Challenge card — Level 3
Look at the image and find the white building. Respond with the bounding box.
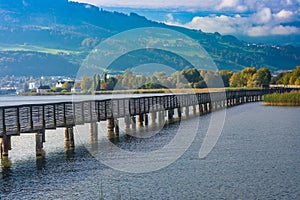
[29,82,36,90]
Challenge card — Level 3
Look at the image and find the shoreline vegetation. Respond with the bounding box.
[19,87,262,96]
[17,66,299,96]
[264,91,300,106]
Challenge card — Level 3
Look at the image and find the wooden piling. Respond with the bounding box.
[144,114,149,126]
[35,132,43,156]
[41,130,46,144]
[168,109,174,122]
[7,135,11,150]
[207,103,212,113]
[199,104,203,116]
[150,112,156,124]
[177,107,182,119]
[203,104,207,114]
[1,135,9,157]
[64,127,70,142]
[138,114,144,127]
[107,118,115,132]
[124,115,131,131]
[185,106,189,117]
[90,122,98,141]
[131,116,136,130]
[115,119,119,136]
[192,105,196,115]
[69,127,75,148]
[158,111,164,124]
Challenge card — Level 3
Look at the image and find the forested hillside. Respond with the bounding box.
[0,0,299,76]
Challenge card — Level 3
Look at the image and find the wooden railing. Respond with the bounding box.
[0,88,297,137]
[0,88,298,157]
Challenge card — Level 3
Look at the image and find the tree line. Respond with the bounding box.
[76,66,300,93]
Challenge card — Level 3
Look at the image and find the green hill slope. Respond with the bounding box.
[0,0,299,76]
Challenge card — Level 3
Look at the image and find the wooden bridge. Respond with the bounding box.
[0,88,296,158]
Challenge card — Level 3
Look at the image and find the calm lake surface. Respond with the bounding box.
[0,101,299,199]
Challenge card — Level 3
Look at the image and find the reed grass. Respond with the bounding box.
[264,91,300,106]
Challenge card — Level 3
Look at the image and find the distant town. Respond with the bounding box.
[0,75,76,95]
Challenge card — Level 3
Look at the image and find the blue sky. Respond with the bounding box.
[71,0,300,43]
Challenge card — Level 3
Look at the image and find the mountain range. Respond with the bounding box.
[0,0,299,76]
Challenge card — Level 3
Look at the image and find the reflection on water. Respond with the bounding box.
[0,103,300,199]
[1,157,12,180]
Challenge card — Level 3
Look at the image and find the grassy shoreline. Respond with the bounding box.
[264,91,300,106]
[19,87,263,96]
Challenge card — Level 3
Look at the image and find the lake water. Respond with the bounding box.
[0,102,299,199]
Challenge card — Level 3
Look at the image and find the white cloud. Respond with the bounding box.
[167,7,300,37]
[216,0,240,10]
[179,15,246,35]
[275,9,294,20]
[271,25,300,35]
[72,0,300,37]
[236,5,248,12]
[246,26,270,36]
[72,0,300,13]
[252,7,272,24]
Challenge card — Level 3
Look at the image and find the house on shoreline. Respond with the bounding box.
[37,85,51,93]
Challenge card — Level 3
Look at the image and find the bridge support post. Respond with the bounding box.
[36,131,43,157]
[168,109,174,123]
[238,97,242,104]
[138,114,144,127]
[150,112,156,124]
[227,99,231,107]
[158,111,164,124]
[258,95,262,101]
[1,135,9,158]
[218,101,221,109]
[124,115,131,131]
[216,102,220,110]
[243,97,246,103]
[192,105,196,115]
[203,103,207,114]
[199,104,203,116]
[208,103,212,113]
[7,135,11,151]
[144,114,149,126]
[90,122,98,141]
[115,119,119,137]
[41,130,46,144]
[107,118,115,138]
[131,116,136,130]
[64,128,70,142]
[241,97,244,104]
[185,106,189,118]
[221,100,225,108]
[178,107,182,119]
[69,127,75,148]
[210,102,214,111]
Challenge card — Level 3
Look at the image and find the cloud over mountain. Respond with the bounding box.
[73,0,300,37]
[166,7,300,37]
